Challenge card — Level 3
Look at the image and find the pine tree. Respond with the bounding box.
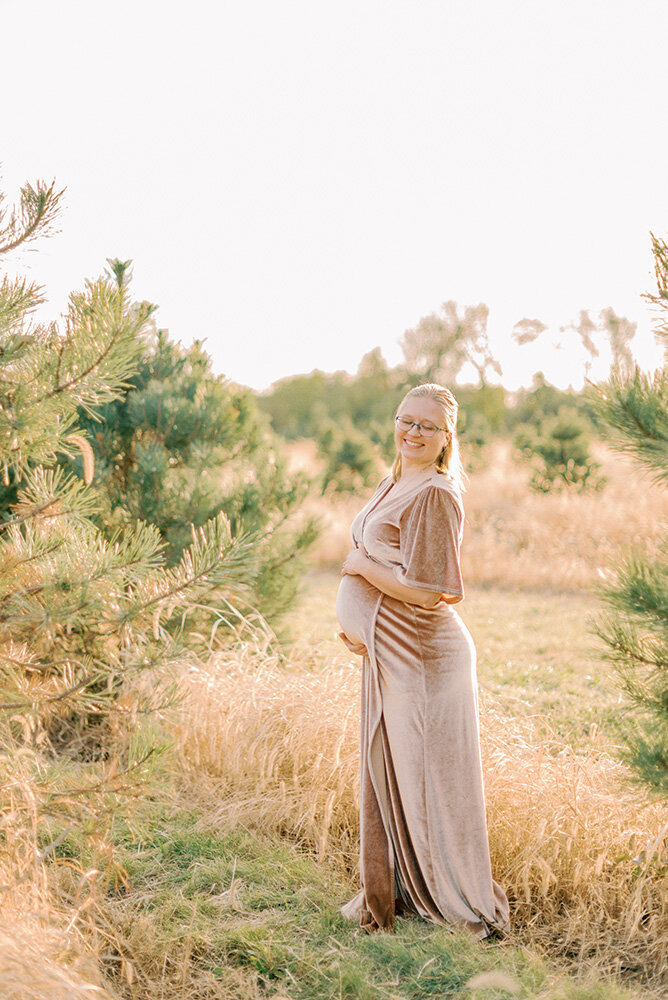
[514,405,605,494]
[63,317,319,623]
[593,233,668,794]
[317,417,380,495]
[0,179,257,755]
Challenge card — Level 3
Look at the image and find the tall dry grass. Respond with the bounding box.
[0,744,120,1000]
[301,441,668,591]
[178,639,361,864]
[0,725,165,1000]
[175,638,667,987]
[0,920,115,1000]
[461,441,667,591]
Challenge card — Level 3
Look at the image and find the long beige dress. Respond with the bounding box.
[336,470,509,937]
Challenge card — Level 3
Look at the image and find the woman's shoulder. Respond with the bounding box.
[396,477,464,544]
[399,474,464,527]
[391,470,461,511]
[420,471,463,507]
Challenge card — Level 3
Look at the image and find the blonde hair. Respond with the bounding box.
[391,383,465,490]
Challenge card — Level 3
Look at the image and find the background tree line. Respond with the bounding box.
[255,301,630,496]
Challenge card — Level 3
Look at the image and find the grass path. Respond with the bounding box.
[101,806,639,1000]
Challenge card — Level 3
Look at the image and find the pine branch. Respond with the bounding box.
[616,715,668,796]
[0,276,46,331]
[590,368,668,484]
[42,321,126,402]
[597,551,668,625]
[0,649,89,676]
[645,233,668,309]
[0,180,65,256]
[591,233,668,795]
[35,283,150,408]
[0,672,101,710]
[6,465,101,526]
[44,748,157,800]
[129,514,255,620]
[0,497,62,531]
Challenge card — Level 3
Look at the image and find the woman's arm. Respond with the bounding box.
[341,548,448,609]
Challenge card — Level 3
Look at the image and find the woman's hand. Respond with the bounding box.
[341,548,369,577]
[338,631,368,656]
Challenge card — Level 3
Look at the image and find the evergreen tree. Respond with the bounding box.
[317,417,380,495]
[0,179,257,755]
[66,315,318,622]
[593,232,668,794]
[514,405,605,494]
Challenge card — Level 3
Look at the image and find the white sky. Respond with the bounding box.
[3,0,667,391]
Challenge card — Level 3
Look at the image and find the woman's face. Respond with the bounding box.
[395,396,448,473]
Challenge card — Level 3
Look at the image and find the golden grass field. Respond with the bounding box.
[1,441,667,999]
[176,622,667,988]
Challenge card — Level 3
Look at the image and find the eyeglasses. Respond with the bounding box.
[395,415,446,438]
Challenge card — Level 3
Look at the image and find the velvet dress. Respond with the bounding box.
[336,470,509,937]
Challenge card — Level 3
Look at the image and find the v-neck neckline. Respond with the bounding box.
[357,478,393,535]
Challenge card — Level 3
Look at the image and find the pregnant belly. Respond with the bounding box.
[336,574,381,647]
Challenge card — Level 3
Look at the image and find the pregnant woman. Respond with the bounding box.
[337,382,509,938]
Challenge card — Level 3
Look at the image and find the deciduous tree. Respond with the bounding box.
[401,300,502,387]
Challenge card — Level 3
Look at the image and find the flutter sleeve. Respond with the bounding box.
[393,485,464,603]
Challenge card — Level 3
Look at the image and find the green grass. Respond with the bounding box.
[102,809,640,1000]
[458,587,624,748]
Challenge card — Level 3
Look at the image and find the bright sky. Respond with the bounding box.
[3,0,667,391]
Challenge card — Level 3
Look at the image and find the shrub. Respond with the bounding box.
[317,419,380,495]
[515,406,606,493]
